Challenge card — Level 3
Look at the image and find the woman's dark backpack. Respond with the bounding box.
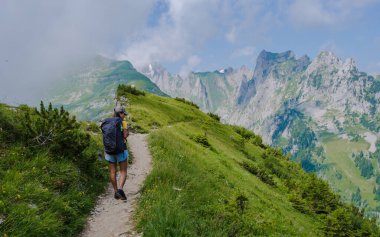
[101,117,124,155]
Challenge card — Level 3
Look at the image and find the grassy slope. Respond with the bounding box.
[321,135,376,205]
[317,108,380,211]
[123,93,327,236]
[0,104,108,236]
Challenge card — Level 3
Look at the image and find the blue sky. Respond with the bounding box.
[1,0,380,103]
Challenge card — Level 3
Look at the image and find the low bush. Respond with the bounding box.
[117,84,145,96]
[323,206,379,236]
[22,102,96,174]
[207,112,220,121]
[0,102,107,236]
[232,125,264,147]
[241,161,275,186]
[191,134,211,148]
[174,97,199,109]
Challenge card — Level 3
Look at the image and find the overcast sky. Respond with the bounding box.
[1,0,380,104]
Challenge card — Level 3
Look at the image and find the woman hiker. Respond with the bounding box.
[102,105,129,200]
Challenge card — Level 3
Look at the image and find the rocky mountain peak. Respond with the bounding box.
[257,50,295,62]
[343,58,357,73]
[315,51,341,65]
[306,51,358,77]
[235,50,304,106]
[298,55,310,65]
[294,55,311,72]
[253,50,296,81]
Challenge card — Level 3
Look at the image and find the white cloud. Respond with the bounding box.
[0,0,270,104]
[119,0,268,70]
[118,26,189,69]
[223,0,273,44]
[286,0,377,28]
[119,0,220,69]
[2,0,376,105]
[286,0,337,27]
[0,0,155,104]
[179,55,201,77]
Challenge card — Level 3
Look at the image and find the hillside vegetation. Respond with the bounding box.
[117,85,380,236]
[0,102,107,236]
[144,51,380,217]
[1,83,378,236]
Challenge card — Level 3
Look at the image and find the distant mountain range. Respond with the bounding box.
[49,50,380,218]
[140,50,380,217]
[48,55,166,120]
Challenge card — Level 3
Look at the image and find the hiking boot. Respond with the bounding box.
[117,189,127,200]
[114,191,122,200]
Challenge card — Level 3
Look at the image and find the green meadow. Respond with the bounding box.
[320,135,378,207]
[118,85,379,236]
[1,85,379,236]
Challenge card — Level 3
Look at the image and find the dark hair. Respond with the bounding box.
[114,111,122,118]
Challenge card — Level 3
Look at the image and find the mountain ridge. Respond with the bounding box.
[138,50,380,219]
[48,55,167,121]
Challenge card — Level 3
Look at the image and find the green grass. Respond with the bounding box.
[137,125,321,236]
[320,136,377,206]
[118,90,379,236]
[125,93,205,133]
[0,104,108,236]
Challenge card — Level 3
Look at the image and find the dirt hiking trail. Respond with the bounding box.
[80,133,152,237]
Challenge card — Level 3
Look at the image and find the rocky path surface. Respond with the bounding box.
[80,133,152,237]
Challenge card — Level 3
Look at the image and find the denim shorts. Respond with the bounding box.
[105,150,128,163]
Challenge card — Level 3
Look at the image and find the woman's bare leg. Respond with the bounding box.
[118,160,128,189]
[109,162,118,192]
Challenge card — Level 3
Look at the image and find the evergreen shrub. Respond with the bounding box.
[174,97,199,109]
[232,125,264,147]
[0,102,107,236]
[207,112,220,121]
[117,84,145,96]
[191,134,211,148]
[241,161,275,186]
